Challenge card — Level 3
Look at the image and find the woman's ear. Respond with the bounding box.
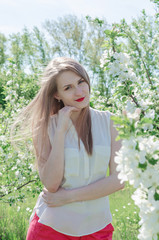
[54,93,60,101]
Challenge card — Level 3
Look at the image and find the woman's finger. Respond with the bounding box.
[42,188,48,193]
[41,191,48,200]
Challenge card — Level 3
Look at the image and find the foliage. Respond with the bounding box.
[0,15,109,204]
[97,10,159,240]
[0,6,159,240]
[0,59,43,205]
[0,185,139,240]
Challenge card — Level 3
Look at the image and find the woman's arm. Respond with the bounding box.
[68,118,124,202]
[34,106,80,193]
[34,126,65,193]
[42,117,125,206]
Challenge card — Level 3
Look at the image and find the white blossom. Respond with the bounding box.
[1,186,8,194]
[127,108,141,122]
[5,95,12,101]
[113,52,130,64]
[15,170,20,176]
[0,135,6,141]
[100,49,114,67]
[144,109,155,119]
[6,80,13,85]
[17,206,21,212]
[115,135,159,239]
[125,100,136,113]
[139,98,154,110]
[12,166,17,171]
[100,49,159,239]
[26,207,32,213]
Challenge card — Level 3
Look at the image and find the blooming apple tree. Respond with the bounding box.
[0,59,43,205]
[0,6,158,240]
[98,11,159,240]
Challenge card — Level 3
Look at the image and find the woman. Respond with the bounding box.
[20,57,124,240]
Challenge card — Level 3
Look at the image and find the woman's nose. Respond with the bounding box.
[74,86,82,96]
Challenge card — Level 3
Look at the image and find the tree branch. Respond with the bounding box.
[0,179,37,198]
[123,29,153,87]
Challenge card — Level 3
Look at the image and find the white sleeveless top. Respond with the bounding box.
[29,107,112,237]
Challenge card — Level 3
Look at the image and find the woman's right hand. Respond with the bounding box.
[56,106,80,132]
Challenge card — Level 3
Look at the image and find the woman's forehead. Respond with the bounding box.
[57,71,82,86]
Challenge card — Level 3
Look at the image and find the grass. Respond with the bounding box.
[0,195,36,240]
[0,183,140,240]
[0,203,28,240]
[110,184,140,239]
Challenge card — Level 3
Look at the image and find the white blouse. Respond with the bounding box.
[29,107,112,237]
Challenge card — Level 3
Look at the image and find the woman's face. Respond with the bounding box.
[54,71,90,109]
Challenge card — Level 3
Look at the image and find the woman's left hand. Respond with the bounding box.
[41,187,71,207]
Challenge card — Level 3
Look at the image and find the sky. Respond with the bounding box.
[0,0,156,36]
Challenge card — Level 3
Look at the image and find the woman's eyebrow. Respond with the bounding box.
[63,77,83,88]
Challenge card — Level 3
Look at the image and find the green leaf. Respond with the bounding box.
[147,157,158,165]
[121,96,127,102]
[140,118,153,124]
[104,30,111,36]
[154,191,159,201]
[135,142,140,151]
[138,162,147,170]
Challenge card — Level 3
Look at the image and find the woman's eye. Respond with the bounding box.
[79,79,84,84]
[65,86,71,90]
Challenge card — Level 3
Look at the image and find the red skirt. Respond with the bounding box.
[26,212,114,240]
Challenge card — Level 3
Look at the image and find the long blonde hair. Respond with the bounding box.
[12,57,93,162]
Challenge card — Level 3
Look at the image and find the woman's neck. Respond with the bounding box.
[70,106,90,127]
[70,110,81,125]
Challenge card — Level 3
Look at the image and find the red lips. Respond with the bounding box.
[75,97,85,102]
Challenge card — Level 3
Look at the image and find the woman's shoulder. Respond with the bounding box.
[50,113,58,119]
[90,107,113,119]
[49,113,58,123]
[48,113,58,129]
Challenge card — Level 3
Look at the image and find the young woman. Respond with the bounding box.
[17,57,124,240]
